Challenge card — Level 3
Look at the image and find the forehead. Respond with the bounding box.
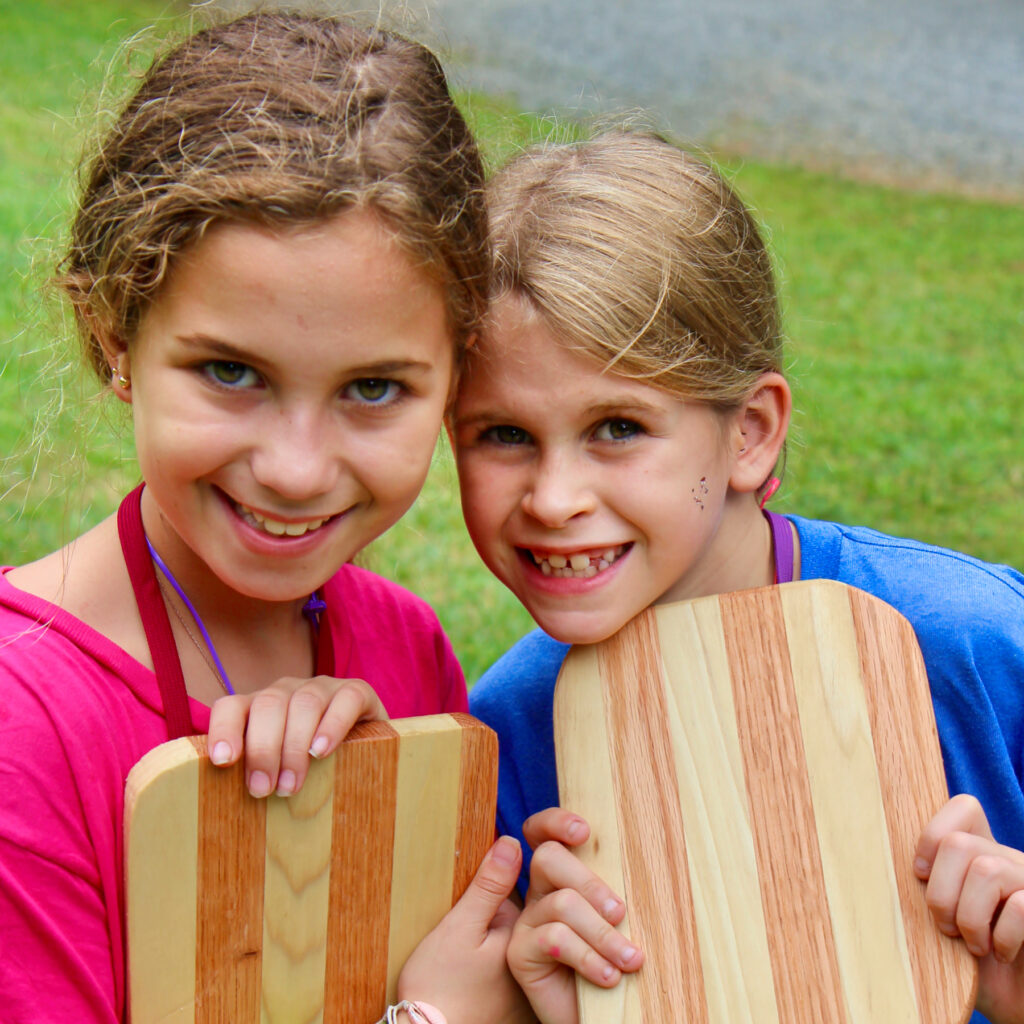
[457,293,674,416]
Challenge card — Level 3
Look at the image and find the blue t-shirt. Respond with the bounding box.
[470,517,1024,1024]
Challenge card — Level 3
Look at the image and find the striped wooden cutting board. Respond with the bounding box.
[125,712,497,1024]
[554,579,977,1023]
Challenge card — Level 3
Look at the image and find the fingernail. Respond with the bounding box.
[276,770,296,796]
[210,741,232,766]
[600,964,616,982]
[248,771,272,798]
[620,945,640,966]
[967,942,987,958]
[492,835,521,865]
[602,897,622,918]
[913,857,929,875]
[309,735,330,758]
[567,818,586,841]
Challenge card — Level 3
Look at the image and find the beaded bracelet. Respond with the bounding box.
[376,1000,448,1024]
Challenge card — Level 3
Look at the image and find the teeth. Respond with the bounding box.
[236,502,329,538]
[530,545,627,579]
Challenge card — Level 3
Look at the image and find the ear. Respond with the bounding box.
[727,372,791,493]
[91,317,133,404]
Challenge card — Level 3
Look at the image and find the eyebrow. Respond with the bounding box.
[175,334,436,375]
[452,397,666,430]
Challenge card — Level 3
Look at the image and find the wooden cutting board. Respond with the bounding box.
[125,712,496,1024]
[554,579,977,1024]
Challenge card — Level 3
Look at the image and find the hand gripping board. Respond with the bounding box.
[125,712,497,1024]
[553,580,977,1024]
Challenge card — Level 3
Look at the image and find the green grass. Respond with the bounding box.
[2,3,1022,683]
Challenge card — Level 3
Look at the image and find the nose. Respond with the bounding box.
[520,450,597,528]
[250,406,340,501]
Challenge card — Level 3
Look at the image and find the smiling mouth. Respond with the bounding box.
[526,544,630,579]
[234,501,335,538]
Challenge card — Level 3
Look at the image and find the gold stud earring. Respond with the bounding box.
[112,368,130,389]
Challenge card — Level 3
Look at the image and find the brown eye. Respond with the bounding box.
[595,419,642,441]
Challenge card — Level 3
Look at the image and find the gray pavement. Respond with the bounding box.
[227,0,1024,200]
[417,0,1024,199]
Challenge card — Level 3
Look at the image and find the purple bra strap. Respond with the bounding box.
[763,509,795,585]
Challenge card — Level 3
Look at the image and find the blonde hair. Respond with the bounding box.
[58,12,489,382]
[487,131,782,407]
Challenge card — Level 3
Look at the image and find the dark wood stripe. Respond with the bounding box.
[720,587,849,1023]
[194,746,267,1023]
[323,720,400,1022]
[601,609,708,1022]
[849,589,978,1021]
[449,713,499,902]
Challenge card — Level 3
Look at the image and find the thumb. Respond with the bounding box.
[450,835,522,933]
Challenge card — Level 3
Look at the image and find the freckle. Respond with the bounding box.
[296,313,308,330]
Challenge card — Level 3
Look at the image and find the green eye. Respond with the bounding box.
[205,361,259,388]
[347,378,400,404]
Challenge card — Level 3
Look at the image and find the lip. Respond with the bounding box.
[515,542,632,593]
[216,488,349,555]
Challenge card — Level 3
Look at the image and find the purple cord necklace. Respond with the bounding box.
[145,539,328,699]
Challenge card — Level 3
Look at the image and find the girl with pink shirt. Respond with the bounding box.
[0,12,525,1024]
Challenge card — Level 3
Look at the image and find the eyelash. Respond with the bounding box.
[592,418,644,441]
[479,418,646,447]
[481,424,533,446]
[200,363,404,407]
[202,361,261,389]
[344,378,404,406]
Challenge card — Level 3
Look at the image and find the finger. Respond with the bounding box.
[957,854,1020,956]
[916,794,992,877]
[307,678,387,760]
[240,686,293,798]
[206,693,255,768]
[527,840,625,924]
[993,889,1024,964]
[519,888,643,979]
[926,830,981,937]
[444,836,522,934]
[274,682,337,796]
[524,808,590,851]
[512,919,622,989]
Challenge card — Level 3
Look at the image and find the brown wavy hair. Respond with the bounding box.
[58,12,489,382]
[486,130,782,408]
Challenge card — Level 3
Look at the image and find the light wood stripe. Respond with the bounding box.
[125,736,201,1024]
[195,748,267,1024]
[781,583,918,1021]
[601,611,708,1022]
[656,600,779,1024]
[260,756,335,1023]
[386,716,464,1003]
[849,590,979,1022]
[720,587,848,1023]
[450,712,499,901]
[323,720,399,1022]
[555,645,638,1024]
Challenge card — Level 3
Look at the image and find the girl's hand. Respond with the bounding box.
[397,836,533,1024]
[508,809,643,1024]
[916,793,1024,1024]
[206,677,386,798]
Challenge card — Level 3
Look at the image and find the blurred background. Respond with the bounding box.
[2,0,1021,681]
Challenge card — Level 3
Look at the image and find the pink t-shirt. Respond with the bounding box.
[0,564,467,1023]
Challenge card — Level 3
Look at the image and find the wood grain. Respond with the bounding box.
[554,579,977,1024]
[125,714,497,1024]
